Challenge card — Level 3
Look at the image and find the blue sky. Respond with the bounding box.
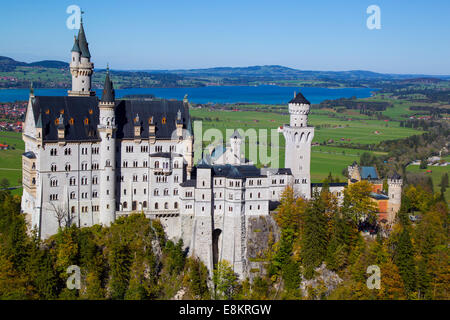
[1,0,449,74]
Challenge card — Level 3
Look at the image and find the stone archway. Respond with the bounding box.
[212,229,222,267]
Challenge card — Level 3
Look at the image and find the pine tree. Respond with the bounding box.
[394,228,416,295]
[301,191,329,279]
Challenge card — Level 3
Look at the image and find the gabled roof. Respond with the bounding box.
[360,166,379,180]
[115,98,191,140]
[31,96,99,142]
[289,91,310,105]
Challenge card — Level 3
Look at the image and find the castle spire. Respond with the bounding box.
[77,15,91,58]
[101,67,115,103]
[71,35,80,53]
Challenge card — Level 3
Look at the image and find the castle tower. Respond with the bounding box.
[230,130,242,165]
[192,164,214,272]
[283,91,314,199]
[387,172,403,224]
[97,68,116,225]
[68,16,95,97]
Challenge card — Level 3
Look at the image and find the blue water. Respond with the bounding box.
[0,85,375,104]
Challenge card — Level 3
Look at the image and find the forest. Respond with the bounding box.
[0,176,447,300]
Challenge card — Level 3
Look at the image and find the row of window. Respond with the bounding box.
[49,145,181,158]
[121,201,179,210]
[51,161,110,172]
[52,147,99,156]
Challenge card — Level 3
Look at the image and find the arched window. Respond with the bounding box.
[174,202,178,209]
[123,202,127,209]
[155,161,159,168]
[164,202,169,209]
[143,201,147,208]
[162,117,166,124]
[155,202,159,210]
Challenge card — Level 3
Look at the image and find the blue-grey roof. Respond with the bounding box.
[370,192,389,200]
[31,95,191,142]
[360,166,379,180]
[22,151,36,159]
[311,182,348,188]
[71,36,81,53]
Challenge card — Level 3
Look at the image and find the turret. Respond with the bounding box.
[282,91,314,199]
[98,68,116,226]
[68,15,95,97]
[230,130,242,165]
[288,91,310,128]
[387,172,403,224]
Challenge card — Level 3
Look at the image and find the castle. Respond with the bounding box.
[20,19,402,278]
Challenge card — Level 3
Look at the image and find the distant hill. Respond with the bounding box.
[1,55,449,89]
[0,56,68,71]
[146,65,450,81]
[28,60,68,69]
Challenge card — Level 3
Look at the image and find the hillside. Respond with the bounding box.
[1,56,450,89]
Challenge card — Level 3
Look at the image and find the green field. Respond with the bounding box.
[0,101,426,194]
[0,131,24,195]
[406,164,450,202]
[190,106,422,181]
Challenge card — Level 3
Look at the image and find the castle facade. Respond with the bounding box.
[21,20,401,278]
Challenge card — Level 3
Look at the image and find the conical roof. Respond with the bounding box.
[101,68,115,103]
[71,36,81,53]
[77,21,91,58]
[289,91,310,105]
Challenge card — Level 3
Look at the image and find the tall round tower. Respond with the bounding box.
[282,91,315,199]
[98,68,116,225]
[68,16,95,97]
[387,172,403,224]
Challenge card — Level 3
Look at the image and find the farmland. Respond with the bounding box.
[190,104,423,181]
[0,98,435,196]
[0,131,23,195]
[406,164,450,202]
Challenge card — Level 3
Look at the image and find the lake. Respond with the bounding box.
[0,85,375,104]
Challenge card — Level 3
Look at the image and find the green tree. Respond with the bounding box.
[301,191,329,279]
[213,260,240,300]
[394,228,416,295]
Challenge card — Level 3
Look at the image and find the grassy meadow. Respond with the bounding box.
[190,105,423,181]
[0,131,24,195]
[0,101,429,196]
[406,164,450,202]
